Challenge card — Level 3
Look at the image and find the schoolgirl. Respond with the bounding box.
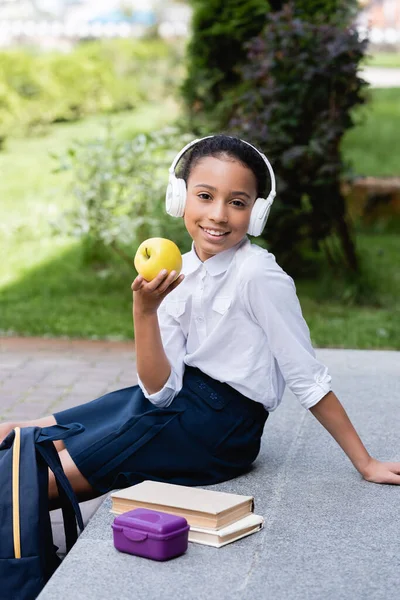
[1,134,399,502]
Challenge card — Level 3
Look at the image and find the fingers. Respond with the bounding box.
[147,269,172,292]
[154,270,183,295]
[169,273,185,292]
[363,461,400,485]
[131,270,184,295]
[387,462,400,473]
[131,275,144,291]
[378,473,400,485]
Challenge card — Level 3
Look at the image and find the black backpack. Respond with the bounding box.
[0,423,85,600]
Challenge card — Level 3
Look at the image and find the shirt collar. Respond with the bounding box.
[184,237,249,277]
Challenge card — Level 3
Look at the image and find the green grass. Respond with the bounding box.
[0,99,180,340]
[1,101,179,266]
[341,88,400,177]
[364,52,400,69]
[296,233,400,350]
[1,228,398,348]
[0,100,179,287]
[0,96,399,348]
[0,244,134,339]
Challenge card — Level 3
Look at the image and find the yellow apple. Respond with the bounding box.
[134,238,182,282]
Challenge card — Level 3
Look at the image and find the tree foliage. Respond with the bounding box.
[53,128,192,267]
[183,0,359,131]
[227,4,367,275]
[182,0,271,130]
[269,0,358,23]
[183,1,367,281]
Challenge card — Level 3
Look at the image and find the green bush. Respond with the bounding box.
[228,4,367,281]
[183,1,366,284]
[0,81,21,146]
[182,0,358,132]
[52,127,193,267]
[0,50,45,137]
[0,39,182,143]
[269,0,358,23]
[182,0,270,131]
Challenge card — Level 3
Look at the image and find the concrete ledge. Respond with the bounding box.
[39,350,400,600]
[51,495,107,559]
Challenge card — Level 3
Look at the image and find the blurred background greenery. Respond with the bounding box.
[0,0,399,349]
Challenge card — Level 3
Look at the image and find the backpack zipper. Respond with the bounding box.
[12,427,21,559]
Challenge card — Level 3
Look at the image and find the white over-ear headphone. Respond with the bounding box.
[165,135,276,237]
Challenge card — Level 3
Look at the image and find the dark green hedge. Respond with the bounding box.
[182,0,271,129]
[228,4,367,276]
[182,0,359,131]
[182,1,367,284]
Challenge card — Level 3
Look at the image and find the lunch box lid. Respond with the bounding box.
[112,508,189,539]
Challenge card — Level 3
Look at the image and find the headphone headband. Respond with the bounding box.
[168,135,276,202]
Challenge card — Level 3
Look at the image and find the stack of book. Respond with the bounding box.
[110,480,264,548]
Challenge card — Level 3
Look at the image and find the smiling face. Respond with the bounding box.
[183,156,258,262]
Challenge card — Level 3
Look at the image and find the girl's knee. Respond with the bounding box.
[0,415,58,444]
[0,421,19,444]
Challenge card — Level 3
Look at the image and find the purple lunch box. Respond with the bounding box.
[112,508,190,561]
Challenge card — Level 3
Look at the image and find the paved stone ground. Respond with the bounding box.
[0,336,138,422]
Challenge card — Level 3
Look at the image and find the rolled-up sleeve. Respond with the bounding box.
[240,256,332,410]
[137,299,187,408]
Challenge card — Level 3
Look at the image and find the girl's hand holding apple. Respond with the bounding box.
[132,238,184,315]
[131,269,184,315]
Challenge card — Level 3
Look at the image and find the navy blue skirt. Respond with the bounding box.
[54,366,268,494]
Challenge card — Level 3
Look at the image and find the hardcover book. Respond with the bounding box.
[110,480,255,530]
[188,513,264,547]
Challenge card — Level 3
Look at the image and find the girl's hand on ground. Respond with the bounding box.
[361,457,400,485]
[131,270,184,315]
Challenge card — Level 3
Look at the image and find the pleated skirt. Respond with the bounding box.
[54,366,269,494]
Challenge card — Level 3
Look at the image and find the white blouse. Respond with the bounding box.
[137,236,332,411]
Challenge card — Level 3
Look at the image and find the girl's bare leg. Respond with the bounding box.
[1,418,99,507]
[48,448,98,509]
[0,415,66,451]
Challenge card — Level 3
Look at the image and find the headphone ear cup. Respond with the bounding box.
[166,175,187,217]
[247,197,272,237]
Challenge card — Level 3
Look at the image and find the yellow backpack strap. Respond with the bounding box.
[12,427,21,559]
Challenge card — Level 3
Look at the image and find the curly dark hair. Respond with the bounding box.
[178,134,268,198]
